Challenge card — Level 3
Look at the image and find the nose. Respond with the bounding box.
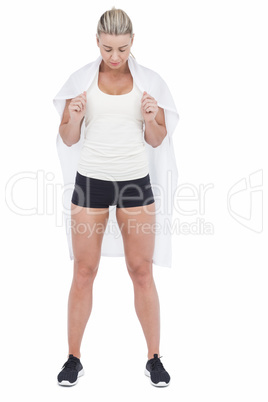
[110,51,121,61]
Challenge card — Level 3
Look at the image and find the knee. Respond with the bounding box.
[127,259,153,288]
[73,259,99,288]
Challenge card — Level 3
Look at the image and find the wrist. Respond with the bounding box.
[68,117,83,127]
[145,117,157,126]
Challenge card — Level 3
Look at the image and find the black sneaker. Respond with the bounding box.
[57,354,84,386]
[144,354,171,387]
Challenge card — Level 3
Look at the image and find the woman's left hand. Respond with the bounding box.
[141,91,159,122]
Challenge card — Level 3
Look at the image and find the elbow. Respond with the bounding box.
[65,141,73,147]
[65,138,80,147]
[59,129,79,147]
[59,132,72,147]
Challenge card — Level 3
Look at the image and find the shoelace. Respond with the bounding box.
[151,355,165,371]
[62,356,79,371]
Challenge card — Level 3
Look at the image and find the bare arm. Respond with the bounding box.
[59,92,87,147]
[144,106,167,148]
[141,92,167,148]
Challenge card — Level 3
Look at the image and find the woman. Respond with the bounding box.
[55,7,178,388]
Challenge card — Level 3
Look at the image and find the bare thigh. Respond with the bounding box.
[71,202,109,268]
[116,202,156,270]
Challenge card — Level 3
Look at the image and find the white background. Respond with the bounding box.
[1,0,267,401]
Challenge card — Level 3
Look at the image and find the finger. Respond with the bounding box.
[74,94,87,103]
[80,93,87,101]
[74,95,87,105]
[142,101,157,110]
[142,100,157,107]
[69,104,83,112]
[142,91,152,98]
[71,100,85,109]
[69,105,81,112]
[141,93,154,101]
[72,99,85,105]
[70,104,83,112]
[143,106,155,114]
[142,98,157,107]
[79,91,87,98]
[144,104,158,113]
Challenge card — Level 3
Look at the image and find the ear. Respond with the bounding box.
[131,33,135,46]
[96,34,99,47]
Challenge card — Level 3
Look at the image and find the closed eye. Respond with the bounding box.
[105,50,126,53]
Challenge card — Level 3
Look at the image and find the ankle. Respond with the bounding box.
[148,352,160,360]
[68,352,81,360]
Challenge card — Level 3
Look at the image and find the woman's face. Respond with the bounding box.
[96,33,134,70]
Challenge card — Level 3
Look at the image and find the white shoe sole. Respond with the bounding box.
[58,368,85,387]
[144,368,170,387]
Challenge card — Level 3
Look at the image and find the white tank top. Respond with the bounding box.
[77,68,149,181]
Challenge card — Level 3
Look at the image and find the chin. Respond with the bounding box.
[105,59,127,66]
[109,61,125,66]
[101,57,129,71]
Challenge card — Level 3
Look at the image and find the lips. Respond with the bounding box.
[110,62,120,66]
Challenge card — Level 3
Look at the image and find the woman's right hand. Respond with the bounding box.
[68,91,87,123]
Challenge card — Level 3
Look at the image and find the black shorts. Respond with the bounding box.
[71,171,155,208]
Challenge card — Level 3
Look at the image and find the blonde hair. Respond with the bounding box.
[97,7,135,59]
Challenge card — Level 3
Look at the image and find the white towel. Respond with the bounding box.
[53,54,179,268]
